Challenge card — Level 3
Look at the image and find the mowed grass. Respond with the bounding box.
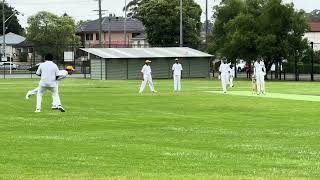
[0,78,320,179]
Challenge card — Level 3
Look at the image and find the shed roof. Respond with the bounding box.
[81,47,213,59]
[0,32,26,45]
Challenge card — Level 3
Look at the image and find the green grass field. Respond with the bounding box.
[1,78,320,179]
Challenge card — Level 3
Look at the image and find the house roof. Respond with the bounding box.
[309,22,320,32]
[76,16,145,33]
[0,32,26,45]
[81,47,213,59]
[13,40,34,48]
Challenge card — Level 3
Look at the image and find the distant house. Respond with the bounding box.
[305,22,320,50]
[76,15,148,48]
[0,32,26,61]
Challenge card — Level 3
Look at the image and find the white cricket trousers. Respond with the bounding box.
[173,75,181,91]
[36,86,61,110]
[139,75,155,93]
[229,76,234,87]
[221,73,229,93]
[256,73,265,94]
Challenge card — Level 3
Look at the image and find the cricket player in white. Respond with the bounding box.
[33,54,60,112]
[229,64,235,87]
[139,60,157,93]
[172,58,183,91]
[26,66,75,111]
[219,58,230,93]
[254,58,266,95]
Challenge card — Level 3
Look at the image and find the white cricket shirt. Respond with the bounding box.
[172,63,183,76]
[254,61,266,75]
[219,63,230,75]
[36,61,60,87]
[141,64,152,76]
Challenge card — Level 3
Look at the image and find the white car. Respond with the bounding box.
[236,60,246,72]
[0,62,19,70]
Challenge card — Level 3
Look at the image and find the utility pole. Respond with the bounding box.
[205,0,208,46]
[311,42,314,81]
[180,0,183,47]
[124,0,127,48]
[2,0,5,61]
[108,14,112,48]
[98,0,102,47]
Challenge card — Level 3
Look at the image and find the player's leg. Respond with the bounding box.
[35,87,46,112]
[147,76,155,92]
[26,87,39,99]
[50,86,65,112]
[261,75,266,94]
[256,74,261,95]
[177,75,181,91]
[139,77,147,93]
[173,75,177,91]
[230,76,234,87]
[51,86,60,109]
[221,74,227,93]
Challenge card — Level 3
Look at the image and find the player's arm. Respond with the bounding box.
[36,65,42,76]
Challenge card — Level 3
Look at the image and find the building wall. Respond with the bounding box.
[82,32,133,48]
[305,32,320,50]
[90,57,210,80]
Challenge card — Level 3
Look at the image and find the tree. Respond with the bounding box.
[123,0,142,18]
[208,0,245,61]
[0,2,24,35]
[138,0,202,46]
[306,9,320,22]
[209,0,309,75]
[26,11,80,62]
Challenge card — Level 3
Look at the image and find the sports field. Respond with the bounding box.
[1,78,320,179]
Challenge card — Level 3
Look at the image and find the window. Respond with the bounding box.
[86,33,93,40]
[96,33,99,40]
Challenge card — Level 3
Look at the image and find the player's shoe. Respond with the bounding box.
[52,106,58,110]
[152,90,158,93]
[58,105,65,112]
[35,109,41,113]
[25,91,31,100]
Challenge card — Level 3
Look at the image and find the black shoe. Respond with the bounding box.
[58,105,65,112]
[52,106,58,110]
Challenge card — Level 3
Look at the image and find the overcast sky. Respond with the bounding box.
[6,0,319,28]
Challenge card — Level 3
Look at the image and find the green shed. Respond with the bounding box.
[81,47,213,80]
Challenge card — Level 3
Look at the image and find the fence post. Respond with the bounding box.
[311,42,314,81]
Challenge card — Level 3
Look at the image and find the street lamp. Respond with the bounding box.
[2,3,19,60]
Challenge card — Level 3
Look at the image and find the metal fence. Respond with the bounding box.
[1,43,320,81]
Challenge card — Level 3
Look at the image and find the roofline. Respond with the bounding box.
[81,47,214,59]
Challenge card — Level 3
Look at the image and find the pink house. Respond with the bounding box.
[76,16,148,48]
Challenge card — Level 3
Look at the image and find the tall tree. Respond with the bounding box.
[138,0,202,46]
[0,2,24,35]
[209,0,309,73]
[27,11,80,61]
[306,9,320,22]
[123,0,142,18]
